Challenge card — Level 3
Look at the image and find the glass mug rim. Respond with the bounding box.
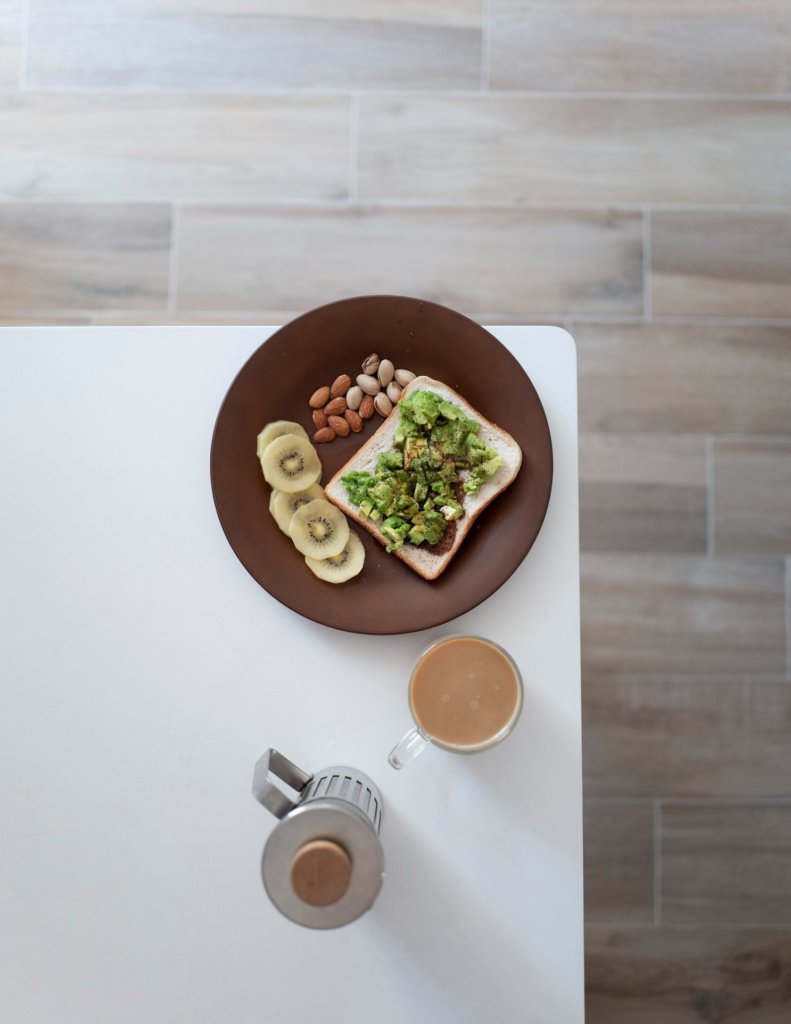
[407,633,524,756]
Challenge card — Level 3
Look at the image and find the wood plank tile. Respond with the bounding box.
[713,438,791,554]
[652,211,791,318]
[0,205,170,311]
[662,803,791,924]
[580,434,707,553]
[0,94,349,201]
[586,927,791,1024]
[584,677,791,799]
[584,800,654,925]
[27,0,481,89]
[0,0,22,86]
[358,96,791,204]
[581,555,787,676]
[176,204,642,316]
[749,682,791,789]
[576,324,791,434]
[490,1,791,94]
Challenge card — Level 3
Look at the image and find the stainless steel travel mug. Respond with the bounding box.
[252,748,385,929]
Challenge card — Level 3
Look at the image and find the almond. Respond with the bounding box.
[309,386,330,409]
[344,409,363,433]
[312,409,328,429]
[359,394,375,420]
[330,373,352,399]
[323,396,347,416]
[328,414,350,437]
[313,427,336,444]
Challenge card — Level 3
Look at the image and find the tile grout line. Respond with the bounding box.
[786,558,791,680]
[2,197,791,215]
[10,84,791,101]
[480,0,491,90]
[348,93,359,202]
[705,436,716,557]
[166,203,180,314]
[642,207,652,322]
[584,922,791,931]
[653,799,662,926]
[18,0,30,88]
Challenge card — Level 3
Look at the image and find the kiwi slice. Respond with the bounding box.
[270,484,324,534]
[256,420,308,461]
[261,434,321,493]
[289,499,349,558]
[305,531,365,583]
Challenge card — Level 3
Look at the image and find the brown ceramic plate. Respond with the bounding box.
[210,296,552,635]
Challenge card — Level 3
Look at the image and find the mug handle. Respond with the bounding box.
[388,727,429,770]
[252,748,312,818]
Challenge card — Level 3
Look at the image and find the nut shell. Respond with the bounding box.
[345,385,363,411]
[330,374,352,399]
[386,381,402,404]
[309,386,331,409]
[312,409,328,429]
[344,409,363,433]
[328,414,350,437]
[313,427,335,444]
[394,368,416,387]
[359,394,375,419]
[356,373,381,396]
[377,359,395,387]
[361,353,380,375]
[374,393,393,418]
[323,396,347,416]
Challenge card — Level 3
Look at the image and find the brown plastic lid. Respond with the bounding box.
[290,839,352,907]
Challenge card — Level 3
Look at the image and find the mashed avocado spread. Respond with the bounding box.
[341,389,503,553]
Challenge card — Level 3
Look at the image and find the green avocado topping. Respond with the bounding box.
[341,389,503,553]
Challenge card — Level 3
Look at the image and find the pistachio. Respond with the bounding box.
[356,373,381,396]
[361,353,380,375]
[386,381,402,404]
[345,385,363,411]
[377,359,394,387]
[374,393,393,418]
[394,368,416,387]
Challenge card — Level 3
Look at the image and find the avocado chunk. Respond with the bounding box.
[341,389,504,555]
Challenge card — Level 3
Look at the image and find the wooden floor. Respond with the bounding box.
[2,3,791,1019]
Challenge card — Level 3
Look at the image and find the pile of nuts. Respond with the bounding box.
[308,353,416,444]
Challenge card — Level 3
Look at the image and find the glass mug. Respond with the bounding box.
[388,635,524,769]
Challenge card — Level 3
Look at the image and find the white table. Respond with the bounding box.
[0,326,582,1024]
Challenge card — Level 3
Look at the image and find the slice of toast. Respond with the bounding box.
[324,376,522,580]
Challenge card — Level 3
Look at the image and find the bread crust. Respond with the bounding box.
[324,377,522,580]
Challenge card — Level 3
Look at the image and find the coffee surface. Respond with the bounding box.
[410,637,520,749]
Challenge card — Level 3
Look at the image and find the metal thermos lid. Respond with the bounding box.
[262,798,385,929]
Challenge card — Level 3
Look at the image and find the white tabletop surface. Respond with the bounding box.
[0,325,582,1024]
